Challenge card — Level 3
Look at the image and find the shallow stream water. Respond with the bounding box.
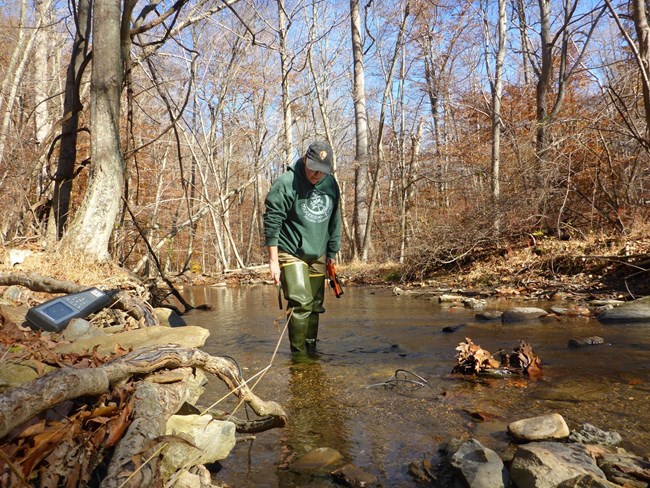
[178,285,650,487]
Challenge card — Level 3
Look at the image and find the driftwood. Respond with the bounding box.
[0,272,157,326]
[0,345,286,439]
[0,345,287,487]
[102,381,187,488]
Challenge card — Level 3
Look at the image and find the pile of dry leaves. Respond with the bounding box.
[0,316,134,487]
[452,337,543,378]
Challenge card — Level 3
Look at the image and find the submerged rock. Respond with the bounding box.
[567,336,606,349]
[508,413,570,442]
[330,463,378,487]
[290,447,343,473]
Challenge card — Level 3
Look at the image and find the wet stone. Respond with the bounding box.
[330,463,378,487]
[502,307,548,322]
[567,336,606,349]
[475,311,503,320]
[289,447,343,473]
[508,413,570,442]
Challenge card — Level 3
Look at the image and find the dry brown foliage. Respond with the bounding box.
[452,337,543,378]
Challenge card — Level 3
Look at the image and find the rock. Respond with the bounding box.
[172,470,202,488]
[557,474,622,487]
[0,361,56,391]
[153,307,187,327]
[508,413,570,442]
[2,285,27,303]
[438,294,464,303]
[597,296,650,323]
[442,323,467,333]
[597,452,650,487]
[502,307,548,322]
[8,248,33,266]
[53,325,210,355]
[393,286,404,296]
[289,447,343,473]
[61,318,105,341]
[475,311,503,320]
[0,305,29,326]
[510,442,606,488]
[569,423,622,446]
[330,463,378,487]
[462,297,486,310]
[567,337,606,349]
[450,438,509,488]
[551,306,591,317]
[161,415,236,475]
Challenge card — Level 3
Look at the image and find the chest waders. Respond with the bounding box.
[279,253,326,361]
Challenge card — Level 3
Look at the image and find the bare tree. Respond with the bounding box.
[350,0,370,261]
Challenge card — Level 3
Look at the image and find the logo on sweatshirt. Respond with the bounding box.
[302,190,333,223]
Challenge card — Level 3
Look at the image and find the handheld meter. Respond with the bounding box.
[26,287,113,333]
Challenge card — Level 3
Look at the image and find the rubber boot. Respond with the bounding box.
[281,261,313,362]
[306,275,325,355]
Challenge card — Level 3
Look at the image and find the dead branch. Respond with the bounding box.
[0,345,287,440]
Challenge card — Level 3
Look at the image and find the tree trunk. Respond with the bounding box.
[60,0,125,261]
[48,0,92,241]
[278,0,294,164]
[492,0,507,231]
[633,0,650,134]
[350,0,369,261]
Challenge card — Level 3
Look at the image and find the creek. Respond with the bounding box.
[179,285,650,487]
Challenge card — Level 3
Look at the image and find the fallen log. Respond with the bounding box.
[0,345,287,439]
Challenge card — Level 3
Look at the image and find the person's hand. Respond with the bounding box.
[269,260,281,285]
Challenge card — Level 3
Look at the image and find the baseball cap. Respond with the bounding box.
[305,141,333,174]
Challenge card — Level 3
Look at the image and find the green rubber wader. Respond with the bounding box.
[306,274,326,352]
[280,260,313,359]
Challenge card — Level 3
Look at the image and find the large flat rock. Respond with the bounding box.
[54,325,210,355]
[597,296,650,324]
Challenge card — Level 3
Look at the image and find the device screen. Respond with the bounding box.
[42,301,75,320]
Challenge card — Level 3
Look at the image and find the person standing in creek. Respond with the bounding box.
[264,141,342,362]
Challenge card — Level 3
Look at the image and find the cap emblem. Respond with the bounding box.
[319,150,328,160]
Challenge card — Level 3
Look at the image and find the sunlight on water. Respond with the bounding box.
[179,285,650,487]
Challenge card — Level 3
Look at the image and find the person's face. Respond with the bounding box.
[304,163,326,185]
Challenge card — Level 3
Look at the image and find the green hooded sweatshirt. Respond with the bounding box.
[264,159,341,260]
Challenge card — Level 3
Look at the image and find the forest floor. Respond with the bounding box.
[337,227,650,301]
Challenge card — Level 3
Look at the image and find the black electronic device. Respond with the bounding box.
[25,287,113,333]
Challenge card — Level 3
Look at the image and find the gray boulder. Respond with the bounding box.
[510,442,606,488]
[597,296,650,323]
[450,438,508,488]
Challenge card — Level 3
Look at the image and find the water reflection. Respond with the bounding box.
[277,362,350,487]
[179,285,650,487]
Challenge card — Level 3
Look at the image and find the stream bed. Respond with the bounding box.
[179,285,650,487]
